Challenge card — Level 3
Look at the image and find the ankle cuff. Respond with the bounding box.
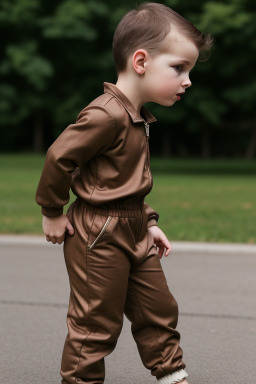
[156,369,188,384]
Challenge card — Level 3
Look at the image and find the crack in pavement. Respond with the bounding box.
[180,311,256,321]
[0,299,66,308]
[0,299,255,321]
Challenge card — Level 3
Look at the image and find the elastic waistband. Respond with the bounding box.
[79,198,143,218]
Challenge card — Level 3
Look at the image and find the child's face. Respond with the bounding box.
[143,29,199,107]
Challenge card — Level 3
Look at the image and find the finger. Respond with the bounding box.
[165,243,172,256]
[156,244,161,254]
[155,244,163,258]
[158,245,164,258]
[156,245,161,259]
[160,236,172,256]
[51,236,57,244]
[46,235,51,242]
[66,221,74,236]
[57,234,65,244]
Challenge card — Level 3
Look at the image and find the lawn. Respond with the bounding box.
[0,153,255,243]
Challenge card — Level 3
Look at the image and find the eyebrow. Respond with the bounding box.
[169,59,191,66]
[177,59,190,65]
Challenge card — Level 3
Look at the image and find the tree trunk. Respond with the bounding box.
[245,123,256,159]
[33,110,44,152]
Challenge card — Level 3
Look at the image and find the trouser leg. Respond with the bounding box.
[124,229,186,380]
[60,201,131,384]
[60,198,186,383]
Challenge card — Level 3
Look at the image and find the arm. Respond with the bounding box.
[148,225,172,258]
[144,202,172,258]
[35,106,116,217]
[35,106,116,243]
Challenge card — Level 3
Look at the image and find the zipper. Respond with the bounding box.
[139,120,154,235]
[88,216,112,250]
[144,121,150,138]
[142,119,153,192]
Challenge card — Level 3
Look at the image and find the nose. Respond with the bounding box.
[181,76,192,88]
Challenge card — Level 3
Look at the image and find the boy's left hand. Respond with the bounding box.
[148,225,172,259]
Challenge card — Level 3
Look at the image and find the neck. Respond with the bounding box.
[115,75,145,115]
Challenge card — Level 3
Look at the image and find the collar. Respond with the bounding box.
[103,82,157,124]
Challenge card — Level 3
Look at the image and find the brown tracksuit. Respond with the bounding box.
[35,82,186,384]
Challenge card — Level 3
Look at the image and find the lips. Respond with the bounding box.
[176,92,185,100]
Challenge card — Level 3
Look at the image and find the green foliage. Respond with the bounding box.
[6,42,53,91]
[0,0,39,24]
[198,1,251,35]
[0,0,255,155]
[40,1,99,40]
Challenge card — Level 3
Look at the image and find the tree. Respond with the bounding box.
[0,0,111,151]
[1,0,256,157]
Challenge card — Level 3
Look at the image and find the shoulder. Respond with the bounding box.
[76,92,127,127]
[72,94,120,145]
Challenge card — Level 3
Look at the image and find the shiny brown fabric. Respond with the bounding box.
[35,82,186,383]
[60,198,186,384]
[35,82,159,227]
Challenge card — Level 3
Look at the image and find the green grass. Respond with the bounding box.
[0,153,256,243]
[147,174,256,243]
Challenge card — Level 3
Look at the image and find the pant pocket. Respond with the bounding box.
[87,215,113,250]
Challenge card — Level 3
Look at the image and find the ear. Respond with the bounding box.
[132,49,148,75]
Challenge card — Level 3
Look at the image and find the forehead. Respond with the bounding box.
[159,28,199,64]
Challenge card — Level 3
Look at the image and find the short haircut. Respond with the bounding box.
[112,2,214,75]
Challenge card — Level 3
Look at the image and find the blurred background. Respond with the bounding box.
[0,0,255,242]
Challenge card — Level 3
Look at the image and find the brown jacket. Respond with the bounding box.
[35,82,159,228]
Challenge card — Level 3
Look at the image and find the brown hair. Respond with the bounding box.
[112,2,214,74]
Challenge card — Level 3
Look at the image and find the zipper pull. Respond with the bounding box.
[144,121,150,138]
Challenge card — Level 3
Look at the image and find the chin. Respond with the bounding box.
[157,100,175,107]
[166,100,176,107]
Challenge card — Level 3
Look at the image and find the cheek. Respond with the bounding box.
[155,80,178,97]
[159,70,178,86]
[147,67,179,98]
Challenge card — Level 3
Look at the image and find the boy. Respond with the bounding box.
[35,2,213,384]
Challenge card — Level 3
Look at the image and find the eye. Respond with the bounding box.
[172,65,183,74]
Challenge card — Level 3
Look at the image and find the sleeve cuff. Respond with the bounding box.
[156,369,188,384]
[41,206,63,217]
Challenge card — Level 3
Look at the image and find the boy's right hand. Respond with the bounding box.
[42,214,74,244]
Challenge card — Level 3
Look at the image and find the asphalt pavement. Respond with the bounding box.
[0,236,255,384]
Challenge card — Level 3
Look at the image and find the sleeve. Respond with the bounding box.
[144,201,159,228]
[35,106,116,217]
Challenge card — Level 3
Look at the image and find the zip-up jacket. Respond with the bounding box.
[35,82,159,228]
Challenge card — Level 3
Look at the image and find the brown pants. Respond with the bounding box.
[60,198,185,384]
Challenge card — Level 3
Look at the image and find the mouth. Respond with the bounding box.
[176,92,185,101]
